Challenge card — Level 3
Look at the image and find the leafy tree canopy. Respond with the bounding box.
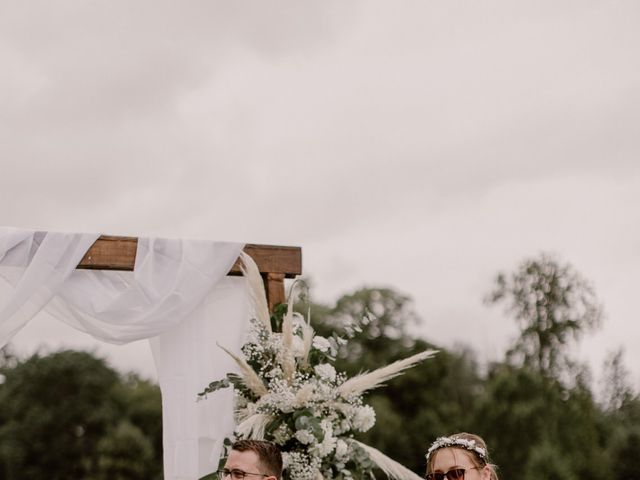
[486,253,603,377]
[0,349,162,480]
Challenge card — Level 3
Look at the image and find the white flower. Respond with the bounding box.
[258,386,297,414]
[335,439,349,459]
[292,336,305,356]
[314,381,336,401]
[295,383,315,407]
[209,262,438,480]
[311,434,336,458]
[313,336,332,352]
[314,364,337,382]
[352,405,376,432]
[309,419,337,458]
[285,452,320,480]
[335,419,351,435]
[272,424,292,445]
[295,429,316,445]
[265,367,283,379]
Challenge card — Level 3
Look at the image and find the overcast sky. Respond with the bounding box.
[2,1,639,390]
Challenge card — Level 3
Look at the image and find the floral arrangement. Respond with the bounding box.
[425,437,486,463]
[199,253,435,480]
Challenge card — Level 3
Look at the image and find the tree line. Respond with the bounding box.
[1,253,638,479]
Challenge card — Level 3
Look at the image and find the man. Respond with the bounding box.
[219,440,283,480]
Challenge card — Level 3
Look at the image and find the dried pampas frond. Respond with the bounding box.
[337,350,437,397]
[281,351,296,384]
[239,251,271,332]
[234,406,253,423]
[217,342,268,397]
[280,301,295,381]
[294,382,315,407]
[282,301,294,351]
[351,440,424,480]
[236,413,273,440]
[299,309,314,368]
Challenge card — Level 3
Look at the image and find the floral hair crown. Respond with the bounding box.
[425,436,487,463]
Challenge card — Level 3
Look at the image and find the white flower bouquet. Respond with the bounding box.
[199,253,435,480]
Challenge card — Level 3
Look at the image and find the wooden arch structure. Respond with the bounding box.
[77,235,302,311]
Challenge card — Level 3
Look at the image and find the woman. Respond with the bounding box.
[425,433,498,480]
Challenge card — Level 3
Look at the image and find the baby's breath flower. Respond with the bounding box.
[295,383,315,407]
[295,429,316,445]
[207,282,432,480]
[314,363,337,382]
[352,405,376,432]
[312,336,331,352]
[272,424,293,445]
[335,439,349,459]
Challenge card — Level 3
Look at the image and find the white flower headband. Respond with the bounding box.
[425,436,487,463]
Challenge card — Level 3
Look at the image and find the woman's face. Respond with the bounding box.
[428,448,490,480]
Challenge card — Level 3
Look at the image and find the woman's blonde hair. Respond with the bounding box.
[425,432,498,480]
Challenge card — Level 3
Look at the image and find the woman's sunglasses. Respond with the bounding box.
[426,467,479,480]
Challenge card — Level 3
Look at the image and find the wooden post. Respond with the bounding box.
[77,236,302,311]
[265,273,286,312]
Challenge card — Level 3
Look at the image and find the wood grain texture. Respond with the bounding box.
[76,235,302,310]
[77,237,302,277]
[265,272,286,312]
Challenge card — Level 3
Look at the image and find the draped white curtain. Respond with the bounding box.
[0,227,248,480]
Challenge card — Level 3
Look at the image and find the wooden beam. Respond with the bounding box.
[77,235,139,271]
[232,244,302,279]
[77,235,302,310]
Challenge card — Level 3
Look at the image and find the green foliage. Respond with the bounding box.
[0,349,162,480]
[486,253,603,376]
[601,348,635,412]
[0,259,636,480]
[474,363,607,480]
[522,442,578,480]
[608,426,640,480]
[0,350,120,479]
[96,421,155,480]
[304,287,482,474]
[303,276,635,480]
[309,287,421,375]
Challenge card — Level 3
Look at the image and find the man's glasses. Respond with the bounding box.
[217,469,270,480]
[426,467,479,480]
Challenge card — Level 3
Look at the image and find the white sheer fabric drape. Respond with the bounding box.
[0,227,248,480]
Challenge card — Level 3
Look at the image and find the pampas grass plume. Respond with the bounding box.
[236,413,273,440]
[352,440,424,480]
[239,251,271,332]
[217,342,268,397]
[337,350,437,397]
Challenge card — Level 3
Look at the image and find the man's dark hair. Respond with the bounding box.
[231,439,283,478]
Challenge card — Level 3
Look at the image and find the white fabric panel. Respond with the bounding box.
[45,237,244,344]
[151,277,247,479]
[0,227,248,480]
[0,227,100,346]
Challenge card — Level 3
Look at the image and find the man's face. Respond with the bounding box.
[224,449,267,479]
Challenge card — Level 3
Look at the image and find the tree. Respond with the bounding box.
[473,362,605,480]
[0,350,121,479]
[485,253,602,376]
[0,350,163,480]
[309,287,421,374]
[303,287,482,474]
[599,349,640,480]
[600,348,635,412]
[96,421,155,480]
[522,441,578,480]
[0,344,17,369]
[608,426,640,480]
